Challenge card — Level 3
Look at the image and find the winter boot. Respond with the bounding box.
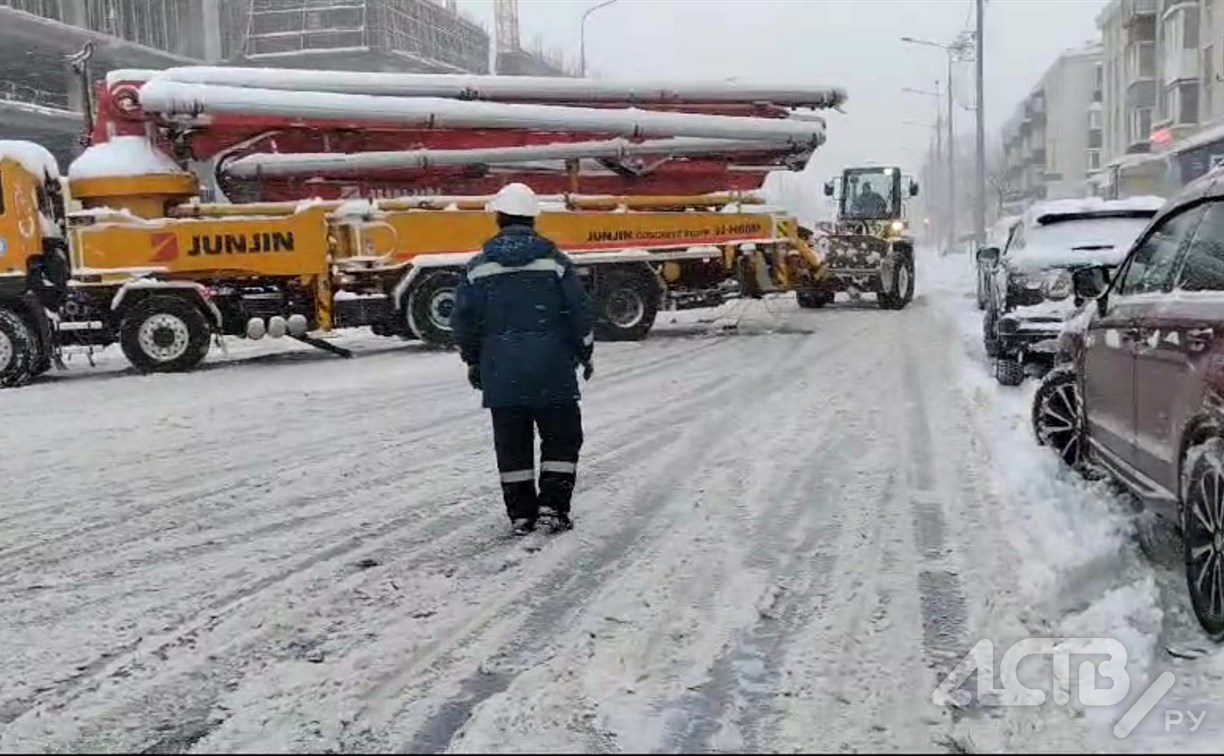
[537,506,574,533]
[511,517,536,537]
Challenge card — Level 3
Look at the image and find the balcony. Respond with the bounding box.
[1127,78,1156,108]
[1163,47,1199,85]
[1123,0,1158,25]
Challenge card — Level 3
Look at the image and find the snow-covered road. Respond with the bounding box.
[2,252,1223,752]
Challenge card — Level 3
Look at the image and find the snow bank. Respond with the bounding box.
[0,140,60,179]
[68,136,186,181]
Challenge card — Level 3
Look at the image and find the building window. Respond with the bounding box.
[1181,81,1200,124]
[1185,6,1201,50]
[1089,149,1102,170]
[1094,62,1104,103]
[1207,45,1216,118]
[1090,109,1103,129]
[1130,106,1154,144]
[1128,41,1156,79]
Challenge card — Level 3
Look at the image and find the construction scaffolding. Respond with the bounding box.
[238,0,489,73]
[1,0,209,58]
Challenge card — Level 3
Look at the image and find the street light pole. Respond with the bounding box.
[974,0,987,248]
[580,0,620,77]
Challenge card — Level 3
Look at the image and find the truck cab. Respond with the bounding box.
[0,147,67,388]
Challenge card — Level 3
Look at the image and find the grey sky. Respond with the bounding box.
[456,0,1105,178]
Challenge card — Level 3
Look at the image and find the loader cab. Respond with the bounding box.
[822,167,918,222]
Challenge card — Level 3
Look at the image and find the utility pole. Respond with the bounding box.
[933,81,944,247]
[947,53,956,256]
[974,0,987,247]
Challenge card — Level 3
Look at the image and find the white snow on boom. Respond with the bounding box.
[68,136,187,181]
[223,137,798,179]
[134,66,848,109]
[0,140,60,179]
[138,82,828,146]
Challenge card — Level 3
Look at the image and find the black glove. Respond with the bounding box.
[467,363,482,390]
[582,360,594,381]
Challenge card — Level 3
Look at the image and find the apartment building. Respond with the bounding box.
[1000,45,1102,203]
[1093,0,1174,196]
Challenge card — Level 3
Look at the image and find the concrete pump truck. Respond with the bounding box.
[0,66,847,387]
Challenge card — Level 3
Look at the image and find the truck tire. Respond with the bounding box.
[595,268,658,341]
[119,294,212,374]
[878,251,914,310]
[994,357,1025,386]
[796,284,833,309]
[407,269,463,348]
[0,307,36,389]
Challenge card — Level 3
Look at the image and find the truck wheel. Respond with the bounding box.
[796,284,833,309]
[0,308,36,389]
[120,295,212,374]
[994,357,1025,387]
[407,269,463,348]
[595,268,658,341]
[1180,437,1224,639]
[1032,366,1084,469]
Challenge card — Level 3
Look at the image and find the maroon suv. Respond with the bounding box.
[1032,173,1224,638]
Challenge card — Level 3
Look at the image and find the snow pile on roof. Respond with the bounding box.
[1009,215,1152,273]
[0,140,60,179]
[1026,195,1165,223]
[68,136,186,181]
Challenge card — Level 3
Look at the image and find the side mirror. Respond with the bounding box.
[909,180,919,197]
[823,181,834,197]
[1072,265,1110,300]
[976,246,1000,266]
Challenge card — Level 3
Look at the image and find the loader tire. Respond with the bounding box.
[0,307,36,389]
[407,269,463,348]
[594,268,658,342]
[120,295,212,374]
[878,251,914,310]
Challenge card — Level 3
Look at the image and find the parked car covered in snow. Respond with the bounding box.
[975,214,1020,310]
[978,197,1164,385]
[1031,173,1224,638]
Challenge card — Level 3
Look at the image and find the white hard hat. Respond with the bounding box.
[488,182,541,217]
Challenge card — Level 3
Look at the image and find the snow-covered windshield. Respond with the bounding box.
[840,168,900,220]
[1007,214,1153,273]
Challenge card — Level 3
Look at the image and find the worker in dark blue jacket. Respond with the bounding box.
[452,183,595,536]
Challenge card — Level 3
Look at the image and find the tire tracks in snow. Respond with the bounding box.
[0,341,744,743]
[354,326,873,752]
[0,315,874,752]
